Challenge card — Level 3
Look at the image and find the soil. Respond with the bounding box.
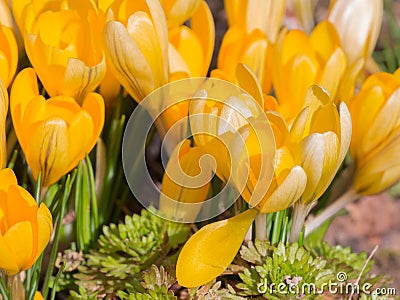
[325,195,400,293]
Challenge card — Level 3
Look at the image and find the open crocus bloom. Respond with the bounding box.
[0,168,53,275]
[10,68,105,186]
[350,70,400,195]
[103,0,169,103]
[22,0,106,103]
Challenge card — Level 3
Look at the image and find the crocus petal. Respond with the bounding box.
[2,221,34,273]
[63,57,106,104]
[104,20,154,102]
[0,234,20,275]
[0,168,17,192]
[25,119,69,186]
[176,208,258,287]
[34,203,53,262]
[259,166,307,213]
[190,0,214,75]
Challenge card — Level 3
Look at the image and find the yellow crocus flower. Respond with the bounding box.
[224,0,285,43]
[159,0,201,29]
[22,0,106,103]
[291,85,352,204]
[212,0,285,94]
[0,24,18,87]
[0,79,7,168]
[285,0,318,33]
[350,70,400,195]
[0,168,53,275]
[273,20,347,123]
[159,139,211,222]
[10,68,105,187]
[328,0,383,67]
[168,0,214,79]
[103,0,169,103]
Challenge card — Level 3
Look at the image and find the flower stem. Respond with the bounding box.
[304,188,359,237]
[289,202,313,243]
[42,174,75,298]
[255,213,267,241]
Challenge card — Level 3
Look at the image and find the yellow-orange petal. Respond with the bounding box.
[176,208,258,287]
[34,203,52,262]
[2,221,34,273]
[0,168,17,192]
[25,118,69,186]
[0,233,20,275]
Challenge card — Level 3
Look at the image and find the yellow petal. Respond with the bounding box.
[2,221,34,273]
[82,92,105,151]
[34,203,52,262]
[235,64,264,109]
[103,20,154,102]
[259,166,307,213]
[0,233,19,275]
[0,168,17,192]
[25,118,69,186]
[176,208,258,287]
[169,26,204,77]
[63,57,106,104]
[159,140,211,222]
[190,0,214,75]
[161,0,201,28]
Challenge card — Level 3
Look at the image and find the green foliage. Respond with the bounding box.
[236,241,334,299]
[60,209,190,298]
[190,282,245,300]
[309,242,388,291]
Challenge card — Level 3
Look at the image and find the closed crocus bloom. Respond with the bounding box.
[273,21,347,122]
[168,0,214,79]
[350,70,400,195]
[328,0,383,67]
[285,0,318,33]
[0,79,7,168]
[159,0,201,28]
[224,0,285,43]
[0,24,18,87]
[291,85,351,204]
[212,26,273,94]
[159,139,211,222]
[23,0,106,103]
[212,0,284,94]
[10,68,105,186]
[0,168,53,275]
[255,111,307,213]
[103,0,169,103]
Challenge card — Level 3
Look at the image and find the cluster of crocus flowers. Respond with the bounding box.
[350,69,400,195]
[10,68,104,187]
[175,65,351,287]
[0,168,52,275]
